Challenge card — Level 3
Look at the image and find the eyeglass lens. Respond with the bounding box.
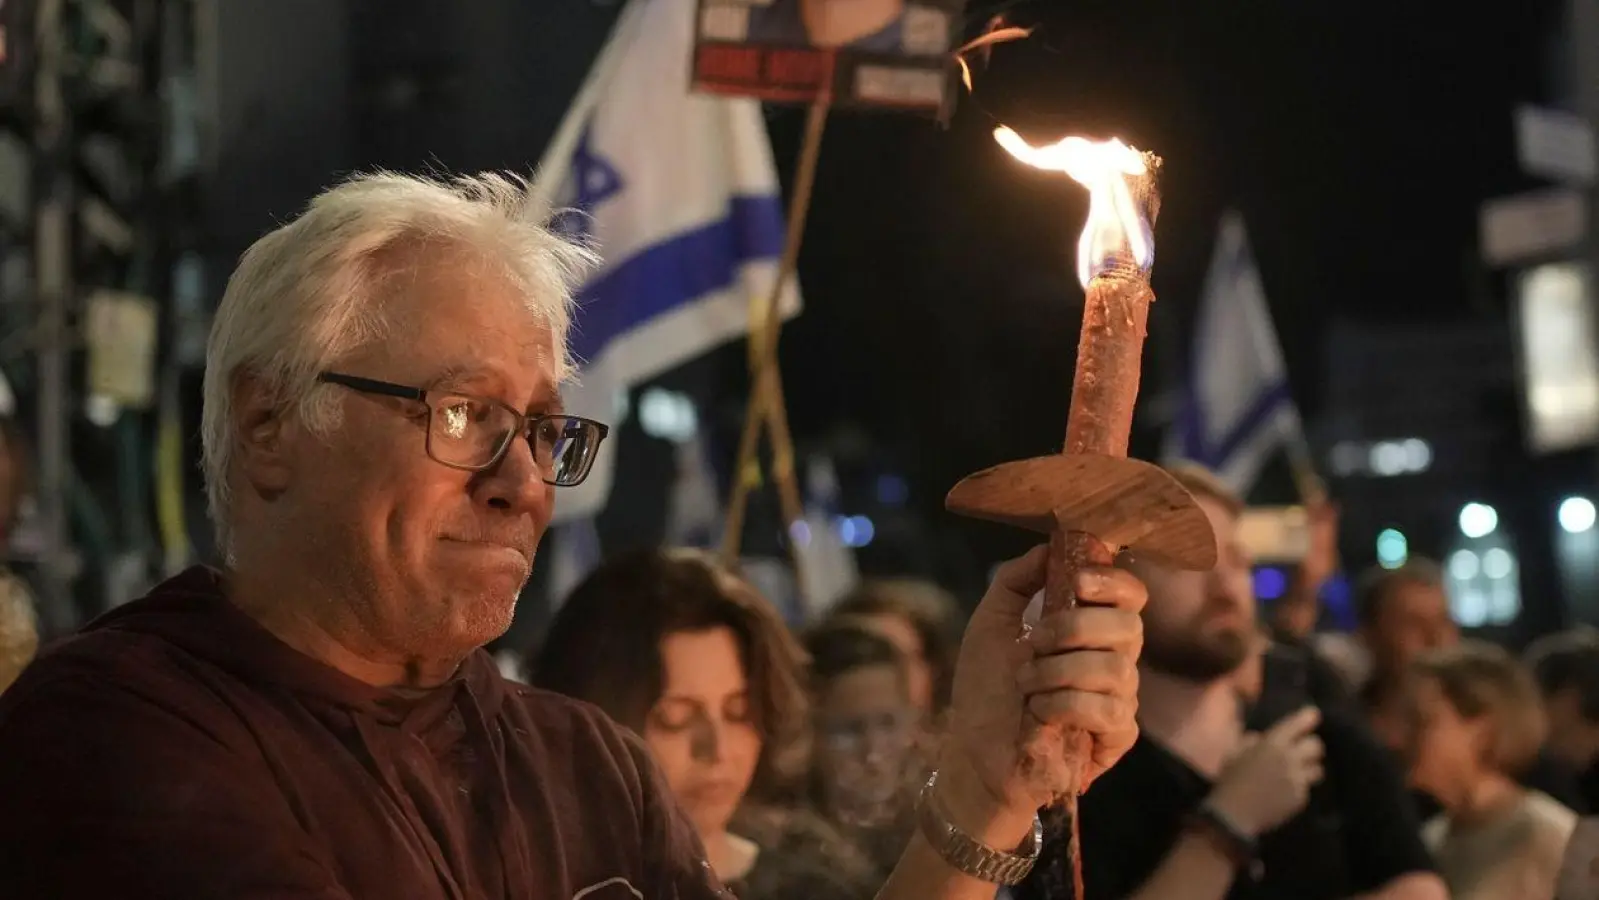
[428,395,599,485]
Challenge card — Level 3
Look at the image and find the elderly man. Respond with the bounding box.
[0,173,1147,899]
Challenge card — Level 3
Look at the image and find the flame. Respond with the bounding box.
[994,127,1154,287]
[953,19,1034,92]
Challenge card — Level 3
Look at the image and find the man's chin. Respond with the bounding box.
[447,602,518,653]
[1143,637,1251,683]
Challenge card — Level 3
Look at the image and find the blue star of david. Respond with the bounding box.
[550,122,625,240]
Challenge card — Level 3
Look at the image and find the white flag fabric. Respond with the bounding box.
[1164,211,1303,495]
[533,0,800,524]
[545,517,604,614]
[794,456,859,620]
[665,432,723,549]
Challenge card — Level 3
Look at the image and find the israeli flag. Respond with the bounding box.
[545,515,603,615]
[532,0,799,525]
[665,432,724,550]
[1165,211,1303,495]
[793,456,859,621]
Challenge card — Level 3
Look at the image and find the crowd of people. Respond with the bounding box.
[0,170,1595,899]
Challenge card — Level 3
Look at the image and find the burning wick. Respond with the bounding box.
[993,127,1156,288]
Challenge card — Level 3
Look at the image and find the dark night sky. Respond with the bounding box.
[749,2,1564,565]
[192,0,1573,609]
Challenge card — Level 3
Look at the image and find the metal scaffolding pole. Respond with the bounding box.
[29,0,76,632]
[1579,0,1599,293]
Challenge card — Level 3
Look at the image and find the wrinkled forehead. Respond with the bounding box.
[357,239,561,386]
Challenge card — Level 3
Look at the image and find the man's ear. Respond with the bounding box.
[231,372,296,498]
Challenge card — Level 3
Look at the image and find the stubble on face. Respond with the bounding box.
[281,242,558,670]
[1137,494,1257,683]
[1142,607,1253,682]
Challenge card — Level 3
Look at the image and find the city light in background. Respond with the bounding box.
[1559,496,1597,534]
[1376,527,1409,568]
[1447,501,1518,628]
[1556,495,1599,624]
[1329,438,1432,478]
[1458,501,1499,539]
[637,387,698,443]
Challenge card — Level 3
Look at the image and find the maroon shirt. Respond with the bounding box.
[0,567,728,900]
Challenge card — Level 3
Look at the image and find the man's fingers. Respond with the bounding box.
[1026,688,1133,736]
[1266,705,1321,742]
[1293,735,1325,766]
[989,546,1050,602]
[1074,567,1149,613]
[1029,607,1143,654]
[1017,649,1137,698]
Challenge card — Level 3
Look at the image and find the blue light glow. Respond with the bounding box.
[1254,567,1288,600]
[838,515,876,548]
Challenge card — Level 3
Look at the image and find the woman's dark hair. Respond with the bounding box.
[804,620,905,687]
[830,578,960,712]
[529,547,810,796]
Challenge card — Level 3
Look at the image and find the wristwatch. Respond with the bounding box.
[917,771,1044,885]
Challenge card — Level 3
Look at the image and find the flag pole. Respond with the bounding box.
[720,79,834,593]
[1285,431,1327,506]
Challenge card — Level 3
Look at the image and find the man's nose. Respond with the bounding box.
[474,435,551,515]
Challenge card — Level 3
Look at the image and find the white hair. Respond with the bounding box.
[200,171,596,554]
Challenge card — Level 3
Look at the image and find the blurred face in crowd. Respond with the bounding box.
[1366,579,1458,678]
[818,658,921,824]
[1137,494,1257,682]
[1542,686,1599,769]
[814,660,917,824]
[234,243,557,671]
[644,627,761,838]
[1405,674,1486,804]
[852,613,935,714]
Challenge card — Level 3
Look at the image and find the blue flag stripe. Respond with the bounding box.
[1179,378,1293,468]
[569,195,786,363]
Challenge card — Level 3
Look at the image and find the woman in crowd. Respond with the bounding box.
[1406,640,1577,899]
[803,621,924,877]
[529,547,879,900]
[829,578,959,720]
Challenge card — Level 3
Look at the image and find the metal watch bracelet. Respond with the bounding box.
[916,771,1044,886]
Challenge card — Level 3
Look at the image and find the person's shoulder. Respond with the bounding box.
[500,680,656,789]
[0,608,216,727]
[1078,734,1169,817]
[1524,790,1581,843]
[502,680,629,744]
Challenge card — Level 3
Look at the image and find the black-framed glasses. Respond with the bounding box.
[317,372,610,487]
